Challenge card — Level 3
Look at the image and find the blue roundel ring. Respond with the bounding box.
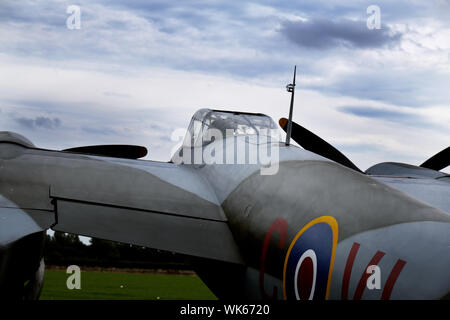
[283,216,338,300]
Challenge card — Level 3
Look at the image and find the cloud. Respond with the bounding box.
[0,0,66,26]
[309,69,450,108]
[338,106,428,126]
[339,106,411,119]
[280,18,402,50]
[0,0,449,172]
[81,126,118,136]
[15,116,62,130]
[103,91,131,98]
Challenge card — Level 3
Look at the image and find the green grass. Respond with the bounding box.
[40,270,217,300]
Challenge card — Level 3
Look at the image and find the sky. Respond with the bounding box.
[1,0,449,172]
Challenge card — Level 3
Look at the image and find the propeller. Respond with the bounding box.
[63,144,148,159]
[279,118,363,173]
[420,147,450,171]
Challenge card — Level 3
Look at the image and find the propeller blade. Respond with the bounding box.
[63,145,148,159]
[279,118,363,173]
[420,146,450,171]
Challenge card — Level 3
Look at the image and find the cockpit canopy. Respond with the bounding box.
[182,109,280,148]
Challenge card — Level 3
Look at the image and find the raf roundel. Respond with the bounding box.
[283,216,338,300]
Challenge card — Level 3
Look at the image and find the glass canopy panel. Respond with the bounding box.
[183,109,280,148]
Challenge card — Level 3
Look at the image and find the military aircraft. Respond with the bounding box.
[1,69,449,300]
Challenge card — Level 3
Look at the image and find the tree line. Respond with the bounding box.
[44,232,190,269]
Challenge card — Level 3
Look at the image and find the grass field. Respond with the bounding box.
[40,270,217,300]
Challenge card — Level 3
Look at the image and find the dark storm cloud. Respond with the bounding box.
[280,18,402,49]
[15,116,62,129]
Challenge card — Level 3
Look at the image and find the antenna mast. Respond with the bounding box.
[285,66,296,146]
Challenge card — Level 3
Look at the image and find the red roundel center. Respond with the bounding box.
[297,256,314,300]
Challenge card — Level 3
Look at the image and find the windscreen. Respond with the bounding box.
[183,109,280,147]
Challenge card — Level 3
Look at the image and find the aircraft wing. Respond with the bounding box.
[0,207,53,247]
[366,162,450,214]
[0,139,244,264]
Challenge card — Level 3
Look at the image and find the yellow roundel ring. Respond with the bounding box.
[283,216,338,300]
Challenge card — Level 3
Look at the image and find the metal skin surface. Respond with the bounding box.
[1,121,450,300]
[218,158,450,299]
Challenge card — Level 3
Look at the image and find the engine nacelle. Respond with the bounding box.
[0,232,45,300]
